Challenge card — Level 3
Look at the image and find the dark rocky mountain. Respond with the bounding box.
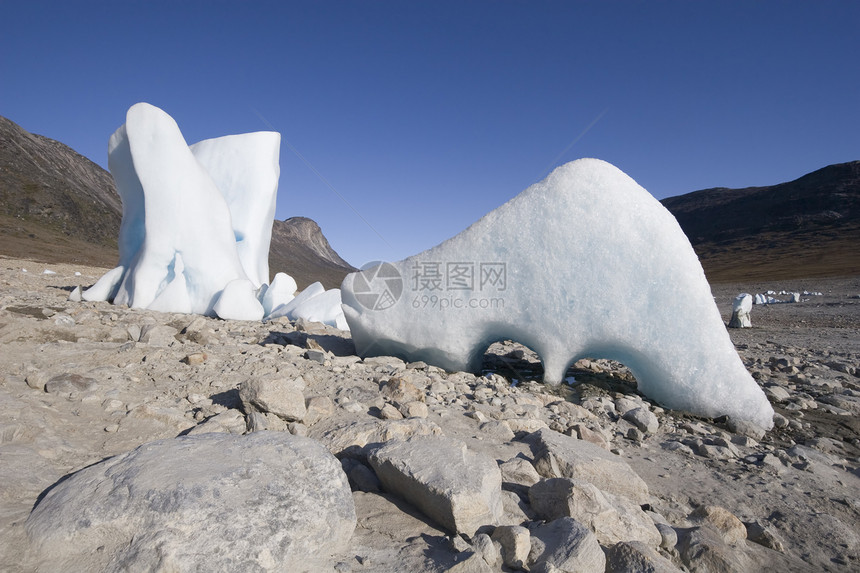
[0,115,354,288]
[661,161,860,282]
[269,217,356,290]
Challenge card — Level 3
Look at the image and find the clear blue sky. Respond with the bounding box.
[2,1,858,267]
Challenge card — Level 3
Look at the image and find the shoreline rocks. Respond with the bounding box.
[1,261,859,572]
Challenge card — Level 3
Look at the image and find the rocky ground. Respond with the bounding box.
[0,257,858,572]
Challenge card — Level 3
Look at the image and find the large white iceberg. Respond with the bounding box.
[83,102,349,328]
[341,159,774,429]
[83,103,278,320]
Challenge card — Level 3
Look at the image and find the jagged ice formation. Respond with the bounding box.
[83,103,278,320]
[84,103,348,326]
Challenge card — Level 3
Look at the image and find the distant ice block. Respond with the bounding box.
[341,158,774,429]
[754,293,781,305]
[728,293,753,328]
[83,103,277,320]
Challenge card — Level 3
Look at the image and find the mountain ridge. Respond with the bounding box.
[661,160,860,282]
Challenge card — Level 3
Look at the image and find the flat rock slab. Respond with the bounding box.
[368,435,503,536]
[526,428,650,504]
[26,431,356,572]
[44,373,98,394]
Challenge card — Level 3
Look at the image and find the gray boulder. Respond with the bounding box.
[605,541,683,572]
[677,526,752,573]
[26,432,356,572]
[529,478,661,546]
[138,324,179,346]
[526,428,650,504]
[492,525,531,569]
[623,407,659,434]
[239,376,306,422]
[528,517,605,573]
[368,435,503,536]
[44,373,98,394]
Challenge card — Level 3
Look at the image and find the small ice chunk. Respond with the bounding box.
[342,158,774,429]
[68,286,82,302]
[261,272,297,317]
[83,266,125,302]
[265,281,347,328]
[290,289,345,327]
[42,269,56,275]
[213,279,265,321]
[267,282,325,320]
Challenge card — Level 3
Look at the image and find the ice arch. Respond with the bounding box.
[342,158,774,429]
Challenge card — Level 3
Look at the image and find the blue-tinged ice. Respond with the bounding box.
[82,103,275,320]
[341,159,774,429]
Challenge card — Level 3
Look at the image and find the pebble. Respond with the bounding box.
[183,352,207,365]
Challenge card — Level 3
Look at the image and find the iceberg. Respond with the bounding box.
[83,103,278,320]
[341,158,774,429]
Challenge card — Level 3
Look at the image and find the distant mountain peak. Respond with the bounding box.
[270,217,355,290]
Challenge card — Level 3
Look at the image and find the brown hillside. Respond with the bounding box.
[661,160,860,282]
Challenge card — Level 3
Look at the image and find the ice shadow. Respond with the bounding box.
[259,330,356,357]
[209,388,242,410]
